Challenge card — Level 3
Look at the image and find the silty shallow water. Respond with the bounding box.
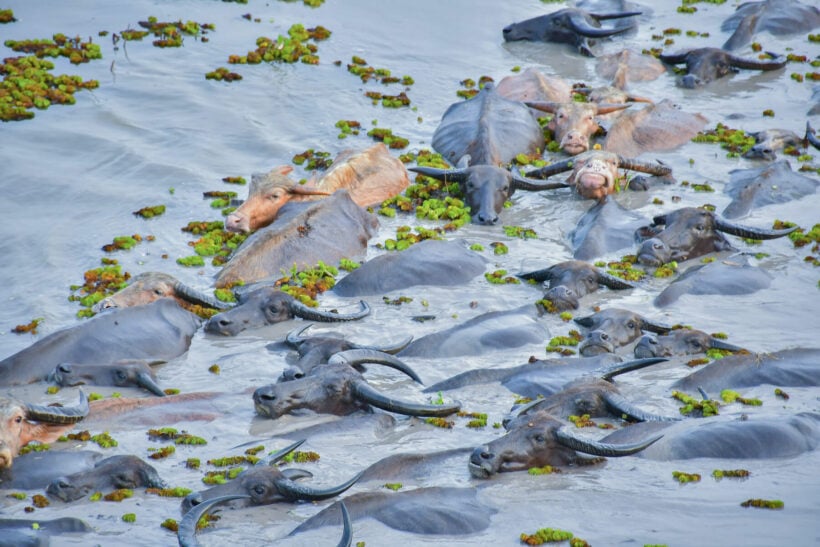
[1,0,819,545]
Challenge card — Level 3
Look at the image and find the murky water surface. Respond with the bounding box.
[1,1,819,545]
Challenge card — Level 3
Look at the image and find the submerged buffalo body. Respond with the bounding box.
[46,455,165,502]
[722,160,818,219]
[721,0,820,51]
[603,99,708,157]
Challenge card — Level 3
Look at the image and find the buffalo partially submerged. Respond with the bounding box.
[0,298,200,386]
[93,271,230,312]
[494,68,573,104]
[722,160,818,219]
[518,259,636,311]
[502,8,641,56]
[0,391,88,468]
[574,308,671,356]
[469,409,662,478]
[332,239,487,297]
[523,150,672,201]
[741,129,806,161]
[659,47,786,89]
[204,287,370,336]
[215,190,379,288]
[595,48,666,87]
[602,99,708,157]
[635,207,797,267]
[721,0,820,51]
[570,199,646,260]
[46,454,165,502]
[48,359,166,397]
[634,329,744,359]
[226,144,409,234]
[526,101,631,155]
[0,517,92,546]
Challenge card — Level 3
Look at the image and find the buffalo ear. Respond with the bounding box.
[22,422,74,446]
[635,225,662,242]
[573,315,595,328]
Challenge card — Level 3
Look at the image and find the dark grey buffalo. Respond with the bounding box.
[92,271,229,313]
[653,255,774,307]
[0,392,89,469]
[332,239,487,297]
[671,348,820,392]
[468,409,662,478]
[252,362,460,420]
[48,359,166,396]
[570,198,646,260]
[603,99,708,157]
[204,288,370,336]
[46,454,165,502]
[600,412,820,460]
[0,518,92,547]
[397,307,547,359]
[502,7,641,56]
[659,47,787,89]
[215,190,379,288]
[721,0,820,51]
[634,329,744,359]
[574,308,671,356]
[635,207,797,267]
[518,259,635,311]
[742,129,805,161]
[0,298,200,386]
[722,160,818,219]
[526,101,631,155]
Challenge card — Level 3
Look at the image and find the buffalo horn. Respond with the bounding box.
[640,318,673,334]
[348,336,414,355]
[517,266,555,283]
[407,166,469,183]
[805,121,820,150]
[338,501,353,547]
[281,468,313,481]
[525,101,558,114]
[713,217,797,240]
[256,439,306,466]
[595,269,637,290]
[709,338,744,352]
[25,391,89,424]
[289,299,371,322]
[596,357,668,381]
[727,52,787,71]
[351,381,461,417]
[178,494,251,547]
[511,171,572,192]
[173,281,233,310]
[594,103,632,115]
[136,371,166,397]
[617,157,672,176]
[555,426,662,457]
[286,323,315,346]
[328,349,423,384]
[658,51,690,65]
[602,392,679,422]
[698,386,711,401]
[274,470,363,502]
[590,11,643,21]
[568,12,637,38]
[523,158,575,179]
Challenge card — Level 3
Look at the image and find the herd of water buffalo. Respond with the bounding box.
[2,0,820,545]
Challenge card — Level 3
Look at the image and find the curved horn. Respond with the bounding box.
[713,217,797,240]
[805,121,820,150]
[594,103,632,115]
[338,501,353,547]
[25,391,89,424]
[640,318,673,334]
[567,12,636,38]
[709,338,744,352]
[289,299,371,322]
[525,101,558,114]
[596,357,668,381]
[351,381,461,417]
[407,166,469,183]
[659,51,690,65]
[178,494,251,547]
[281,468,314,481]
[617,157,672,176]
[517,266,555,283]
[136,371,166,397]
[523,158,575,179]
[256,439,307,466]
[727,52,787,71]
[288,185,332,197]
[595,269,637,290]
[348,335,414,355]
[285,324,314,347]
[555,426,662,457]
[328,349,423,384]
[602,392,680,423]
[173,281,233,310]
[590,11,643,21]
[698,386,710,401]
[274,470,363,502]
[511,170,572,192]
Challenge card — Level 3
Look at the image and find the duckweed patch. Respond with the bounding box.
[339,258,360,271]
[186,458,201,469]
[383,483,402,491]
[11,317,42,335]
[0,9,15,23]
[720,389,762,406]
[182,220,247,267]
[596,255,646,282]
[135,16,215,48]
[672,390,719,417]
[519,527,575,545]
[148,445,175,459]
[208,455,259,467]
[102,235,142,252]
[378,225,444,252]
[222,176,246,185]
[485,270,520,285]
[31,494,49,508]
[424,417,454,429]
[456,75,493,99]
[104,488,133,502]
[274,261,338,305]
[146,486,193,497]
[147,427,207,446]
[504,225,537,239]
[367,127,409,149]
[653,261,678,278]
[741,498,783,509]
[5,34,102,64]
[457,411,488,428]
[122,513,136,523]
[692,123,756,157]
[672,470,701,483]
[91,432,118,448]
[774,388,790,400]
[205,67,242,82]
[133,205,166,218]
[19,443,49,455]
[527,465,560,476]
[712,469,750,480]
[336,119,361,138]
[280,450,321,464]
[293,148,332,170]
[228,24,330,66]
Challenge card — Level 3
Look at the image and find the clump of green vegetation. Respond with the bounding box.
[91,432,118,448]
[485,270,520,285]
[364,90,411,108]
[205,67,242,82]
[424,417,454,429]
[102,235,142,252]
[32,494,50,508]
[122,513,137,523]
[504,225,538,239]
[692,183,714,192]
[455,75,494,99]
[527,465,561,476]
[19,443,49,455]
[492,242,509,255]
[383,295,413,306]
[0,9,16,23]
[335,119,361,139]
[569,414,597,428]
[202,467,244,485]
[720,389,762,406]
[692,123,756,157]
[148,445,176,459]
[228,24,330,65]
[222,176,246,185]
[519,527,575,545]
[596,255,646,282]
[11,317,43,335]
[208,455,259,467]
[181,219,247,267]
[339,258,360,271]
[135,16,215,48]
[146,486,193,497]
[186,458,201,469]
[740,498,783,509]
[161,518,179,532]
[384,483,402,491]
[280,451,321,464]
[672,470,701,483]
[104,488,133,502]
[147,427,207,445]
[273,261,338,306]
[367,127,409,149]
[379,225,444,252]
[5,34,102,64]
[774,388,790,400]
[457,411,488,428]
[292,148,332,170]
[672,390,720,417]
[133,204,166,218]
[712,469,750,480]
[653,261,678,278]
[7,492,26,500]
[176,255,205,267]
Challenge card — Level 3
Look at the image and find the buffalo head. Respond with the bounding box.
[47,455,166,502]
[574,308,671,356]
[526,102,631,155]
[93,272,230,313]
[659,47,786,88]
[519,260,635,311]
[634,329,744,359]
[49,360,166,397]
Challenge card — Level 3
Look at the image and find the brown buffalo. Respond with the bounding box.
[93,271,230,312]
[494,68,572,104]
[603,99,708,157]
[526,101,631,155]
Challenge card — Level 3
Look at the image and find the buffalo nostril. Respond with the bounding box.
[480,451,493,460]
[294,372,304,379]
[652,242,663,250]
[600,333,609,341]
[57,363,72,374]
[648,338,658,346]
[218,319,232,327]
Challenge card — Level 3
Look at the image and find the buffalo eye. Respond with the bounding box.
[534,434,546,443]
[695,224,705,232]
[154,288,164,296]
[627,321,636,330]
[114,370,127,382]
[15,415,23,423]
[252,484,267,496]
[268,305,281,314]
[689,340,704,350]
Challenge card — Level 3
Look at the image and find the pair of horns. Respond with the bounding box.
[518,263,636,291]
[567,10,641,38]
[287,298,371,323]
[574,314,672,334]
[286,324,413,355]
[408,166,570,192]
[524,155,671,180]
[652,213,798,241]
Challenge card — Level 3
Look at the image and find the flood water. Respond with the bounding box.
[1,0,819,545]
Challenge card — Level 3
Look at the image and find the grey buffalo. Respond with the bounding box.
[722,160,818,219]
[634,329,744,359]
[574,308,671,356]
[570,199,646,260]
[518,259,636,311]
[659,47,786,89]
[0,518,92,546]
[721,0,820,51]
[46,454,165,502]
[48,359,166,397]
[741,129,806,161]
[635,207,796,267]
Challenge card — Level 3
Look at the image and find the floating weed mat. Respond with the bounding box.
[68,260,131,318]
[227,24,330,66]
[345,55,415,108]
[274,261,338,306]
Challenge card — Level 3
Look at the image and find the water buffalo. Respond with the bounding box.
[253,362,460,420]
[741,129,805,161]
[653,255,773,307]
[569,198,645,260]
[523,150,672,201]
[722,160,818,219]
[215,190,379,288]
[635,207,797,267]
[92,271,230,312]
[634,329,744,359]
[46,454,166,502]
[0,518,92,546]
[602,99,708,157]
[494,67,573,104]
[807,121,820,148]
[397,306,548,359]
[0,298,201,386]
[595,48,666,87]
[468,409,662,478]
[226,144,409,234]
[332,239,487,297]
[1,450,103,490]
[659,47,787,89]
[180,440,361,513]
[204,287,369,336]
[721,0,820,51]
[408,159,564,225]
[0,391,88,468]
[48,359,166,397]
[518,259,636,311]
[600,412,820,460]
[671,348,820,392]
[525,101,631,155]
[502,7,641,56]
[277,327,413,381]
[574,308,671,357]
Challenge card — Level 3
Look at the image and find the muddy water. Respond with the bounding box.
[1,1,819,545]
